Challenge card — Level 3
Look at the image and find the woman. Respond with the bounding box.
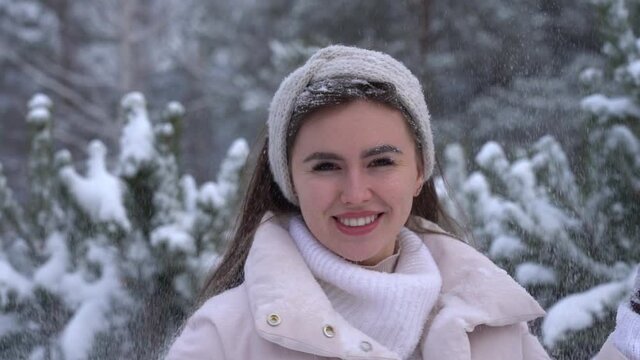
[166,45,639,359]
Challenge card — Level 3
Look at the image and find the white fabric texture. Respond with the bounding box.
[267,45,434,204]
[613,267,640,360]
[289,216,442,359]
[614,303,640,360]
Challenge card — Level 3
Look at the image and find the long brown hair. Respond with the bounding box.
[197,79,466,304]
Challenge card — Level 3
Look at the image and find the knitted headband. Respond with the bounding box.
[267,45,434,205]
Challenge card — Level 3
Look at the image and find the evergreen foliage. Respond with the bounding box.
[439,0,639,358]
[0,93,248,359]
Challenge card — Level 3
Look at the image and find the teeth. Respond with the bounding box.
[337,215,378,227]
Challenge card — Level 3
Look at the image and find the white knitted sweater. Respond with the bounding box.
[289,217,442,359]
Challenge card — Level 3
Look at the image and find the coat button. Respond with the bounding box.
[322,325,335,338]
[267,313,281,326]
[360,341,372,352]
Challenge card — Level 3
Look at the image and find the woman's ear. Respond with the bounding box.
[414,166,425,197]
[414,182,424,197]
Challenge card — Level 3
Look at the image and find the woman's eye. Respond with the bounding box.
[369,158,395,167]
[312,162,339,171]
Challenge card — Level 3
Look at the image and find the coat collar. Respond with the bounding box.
[243,213,544,360]
[414,218,545,360]
[244,213,399,359]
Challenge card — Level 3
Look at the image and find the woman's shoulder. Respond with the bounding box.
[165,285,253,359]
[414,217,524,291]
[191,284,251,324]
[413,217,545,327]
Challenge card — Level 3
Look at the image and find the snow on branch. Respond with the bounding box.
[542,278,629,348]
[581,94,640,120]
[119,92,156,177]
[59,140,131,231]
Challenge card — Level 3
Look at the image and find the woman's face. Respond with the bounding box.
[290,100,423,265]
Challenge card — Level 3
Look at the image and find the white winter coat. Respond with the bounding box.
[166,213,626,359]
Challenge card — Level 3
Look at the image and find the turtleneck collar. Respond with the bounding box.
[289,216,442,359]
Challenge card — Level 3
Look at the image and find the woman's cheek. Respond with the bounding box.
[300,178,335,204]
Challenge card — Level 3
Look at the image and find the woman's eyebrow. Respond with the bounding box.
[362,145,402,157]
[303,145,402,163]
[303,152,342,162]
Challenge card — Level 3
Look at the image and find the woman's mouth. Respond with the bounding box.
[333,213,383,235]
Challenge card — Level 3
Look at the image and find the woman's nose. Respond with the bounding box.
[340,170,372,205]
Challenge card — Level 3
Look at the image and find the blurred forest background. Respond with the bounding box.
[0,0,599,199]
[0,0,639,359]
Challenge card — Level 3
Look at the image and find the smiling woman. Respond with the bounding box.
[290,100,423,266]
[164,46,638,360]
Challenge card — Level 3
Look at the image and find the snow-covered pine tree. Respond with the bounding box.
[439,0,639,358]
[0,94,126,360]
[90,93,248,359]
[440,137,632,359]
[0,93,248,359]
[0,163,30,249]
[580,0,640,266]
[26,94,56,242]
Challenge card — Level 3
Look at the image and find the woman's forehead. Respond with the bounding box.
[292,100,417,154]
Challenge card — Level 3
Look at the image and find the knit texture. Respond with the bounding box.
[613,267,640,360]
[268,45,434,204]
[613,303,640,360]
[289,217,442,359]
